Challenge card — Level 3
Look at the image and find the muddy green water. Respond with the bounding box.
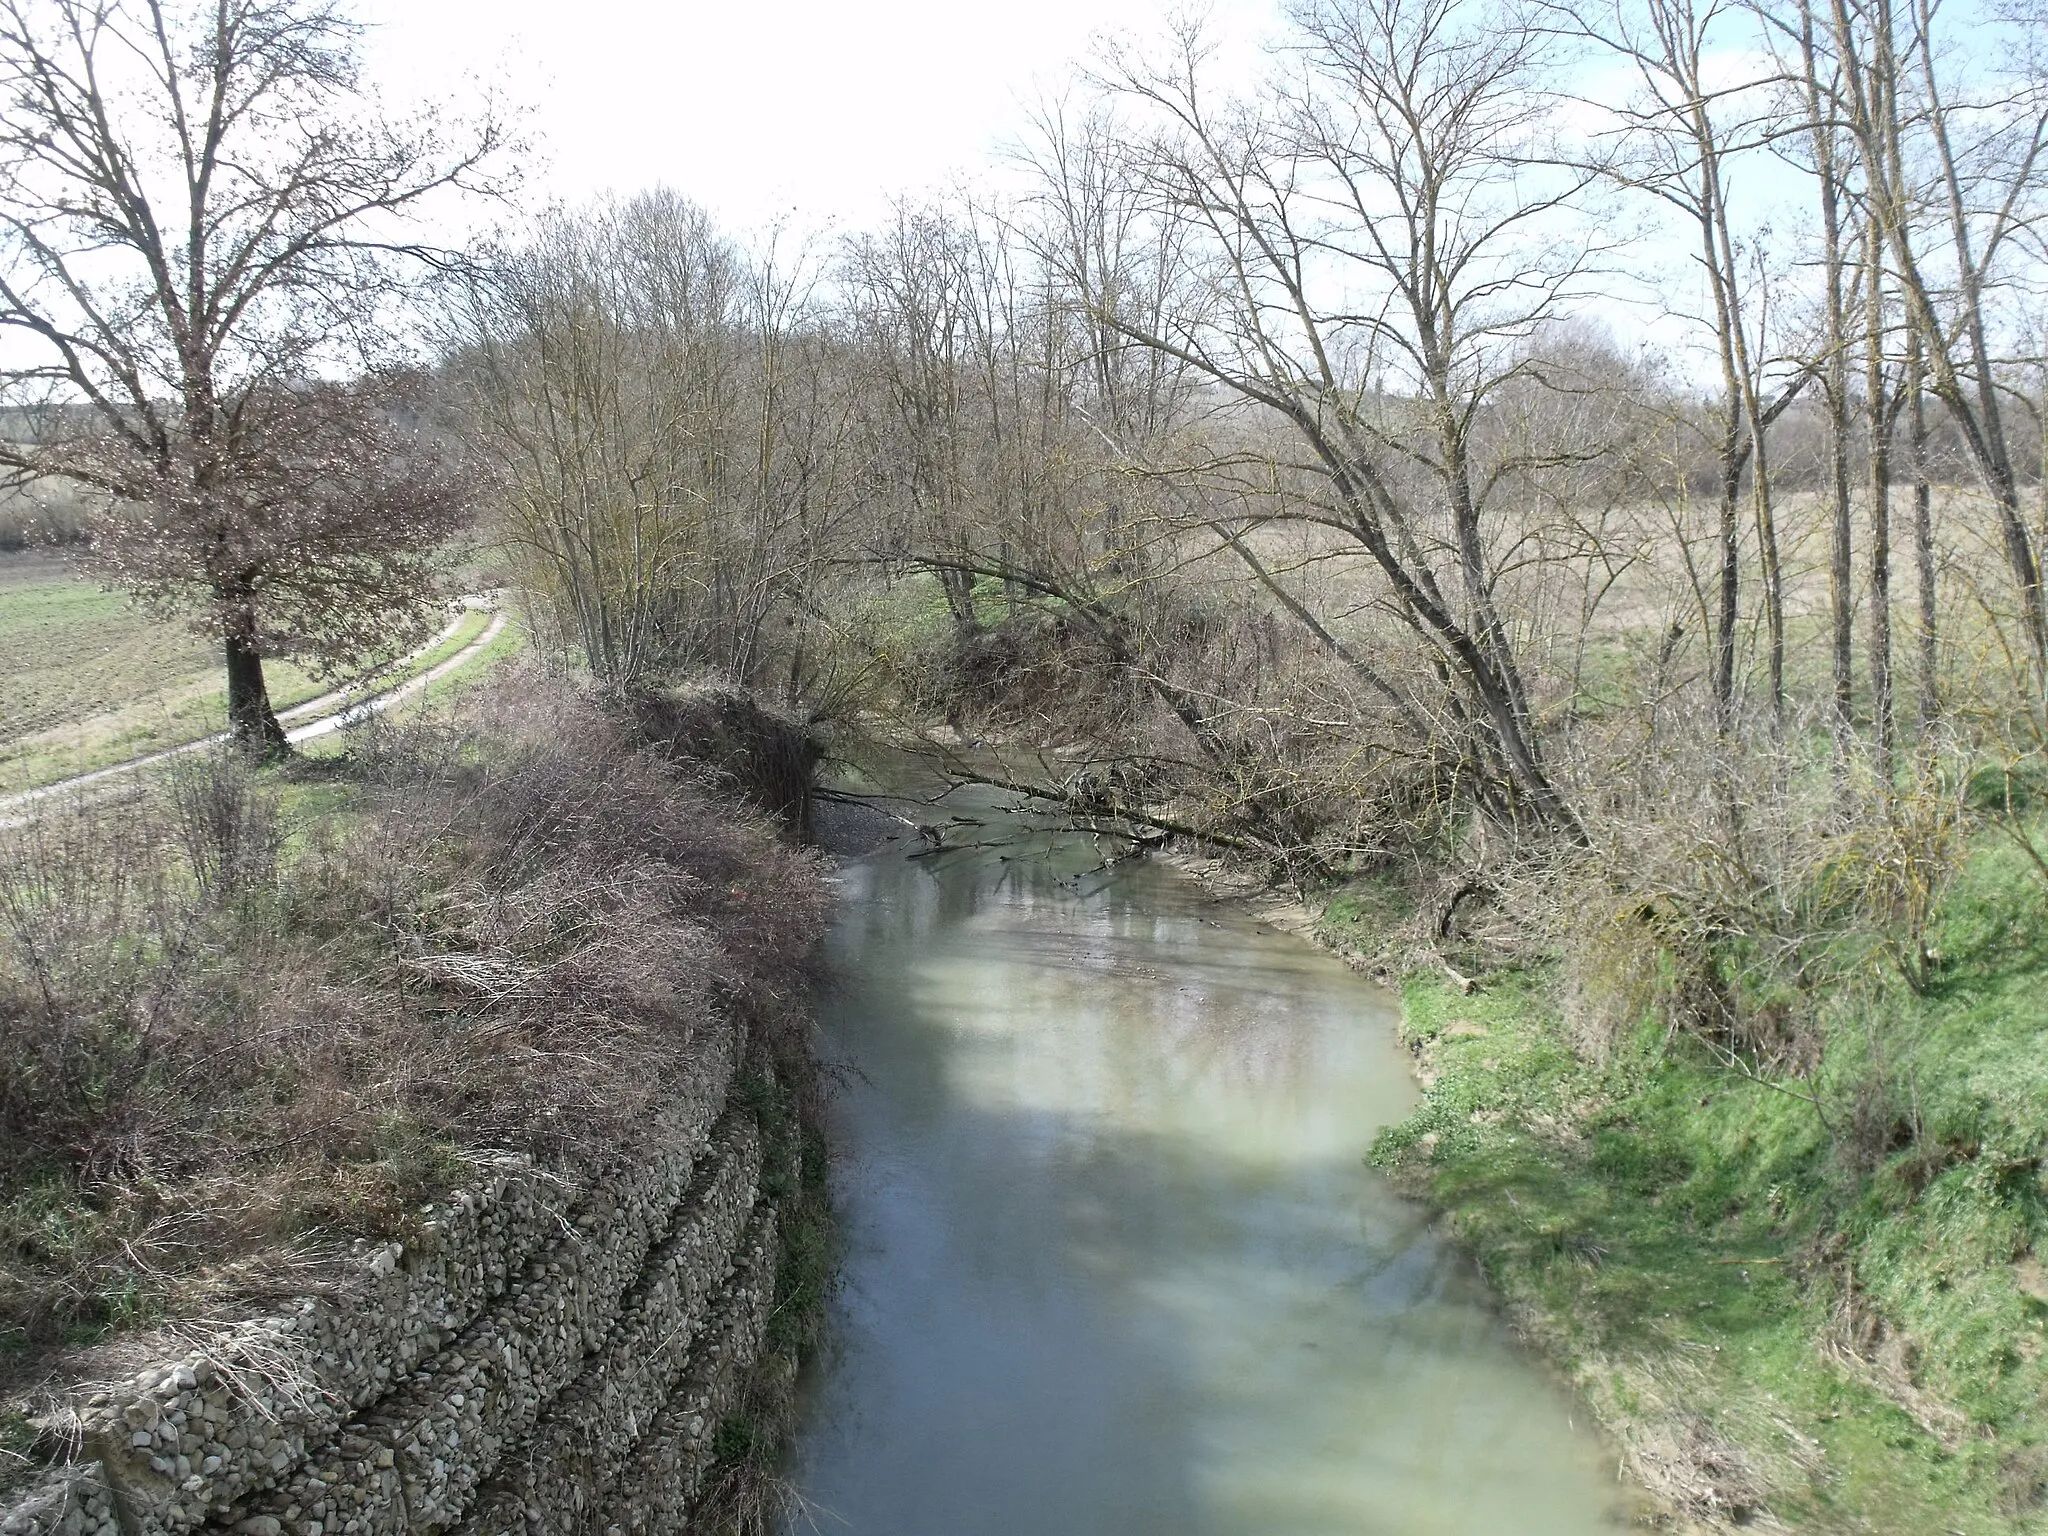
[784,802,1628,1534]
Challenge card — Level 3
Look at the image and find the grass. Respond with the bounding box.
[292,607,514,763]
[0,555,318,789]
[352,603,496,694]
[1351,834,2048,1532]
[373,608,520,706]
[0,551,499,792]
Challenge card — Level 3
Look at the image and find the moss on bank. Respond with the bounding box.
[1334,837,2048,1532]
[691,1058,834,1534]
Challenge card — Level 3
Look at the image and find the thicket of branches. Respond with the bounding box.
[459,0,2048,1072]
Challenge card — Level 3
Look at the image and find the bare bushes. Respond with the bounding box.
[0,665,828,1375]
[899,570,1470,877]
[0,806,182,1187]
[164,751,281,901]
[1546,718,1970,1083]
[0,484,90,551]
[627,684,822,838]
[919,609,1134,727]
[452,192,865,707]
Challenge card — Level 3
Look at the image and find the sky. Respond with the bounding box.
[0,0,1821,386]
[347,0,1791,370]
[355,0,1283,237]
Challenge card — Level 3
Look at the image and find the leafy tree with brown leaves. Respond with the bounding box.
[0,0,502,749]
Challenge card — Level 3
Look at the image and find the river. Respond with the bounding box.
[784,794,1629,1534]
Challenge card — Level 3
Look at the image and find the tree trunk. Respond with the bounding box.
[224,621,287,755]
[1751,431,1786,730]
[1865,242,1896,787]
[1712,440,1742,737]
[1821,264,1854,760]
[1910,337,1939,740]
[1794,0,1857,778]
[936,563,978,631]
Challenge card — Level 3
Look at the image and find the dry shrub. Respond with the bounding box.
[0,664,829,1382]
[626,682,821,838]
[165,749,280,900]
[1544,726,1971,1076]
[901,588,1464,877]
[1822,773,1968,993]
[913,610,1142,737]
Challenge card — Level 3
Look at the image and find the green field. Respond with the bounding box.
[294,611,527,763]
[0,553,499,793]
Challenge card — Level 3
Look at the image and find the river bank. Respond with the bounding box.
[781,787,1639,1534]
[0,672,834,1534]
[1166,842,2048,1536]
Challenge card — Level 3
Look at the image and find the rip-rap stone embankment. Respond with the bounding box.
[2,1016,799,1536]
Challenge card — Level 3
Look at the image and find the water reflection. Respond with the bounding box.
[784,801,1625,1535]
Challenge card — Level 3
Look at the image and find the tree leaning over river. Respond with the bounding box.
[454,0,2048,1013]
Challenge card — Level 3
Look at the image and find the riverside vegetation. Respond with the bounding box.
[0,669,834,1528]
[1319,832,2048,1531]
[435,1,2048,1523]
[10,0,2048,1528]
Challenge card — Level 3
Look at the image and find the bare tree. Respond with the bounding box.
[1783,0,1862,755]
[0,0,502,749]
[842,203,990,631]
[459,192,864,702]
[1820,0,2048,692]
[1908,325,1937,736]
[1564,0,1812,738]
[1053,0,1610,839]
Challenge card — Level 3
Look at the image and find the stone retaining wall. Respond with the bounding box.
[2,1020,793,1536]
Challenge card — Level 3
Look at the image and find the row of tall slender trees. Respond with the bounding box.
[6,0,2048,892]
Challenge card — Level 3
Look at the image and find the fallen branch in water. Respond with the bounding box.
[926,759,1271,856]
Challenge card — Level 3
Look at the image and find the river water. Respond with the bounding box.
[783,799,1628,1534]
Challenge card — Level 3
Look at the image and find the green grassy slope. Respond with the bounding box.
[1349,840,2048,1532]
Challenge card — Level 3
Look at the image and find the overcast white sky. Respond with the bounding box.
[347,0,1803,368]
[355,0,1282,236]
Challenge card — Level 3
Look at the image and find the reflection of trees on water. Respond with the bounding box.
[838,818,1368,1119]
[798,817,1618,1535]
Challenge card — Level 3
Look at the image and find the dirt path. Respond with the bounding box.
[0,605,507,823]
